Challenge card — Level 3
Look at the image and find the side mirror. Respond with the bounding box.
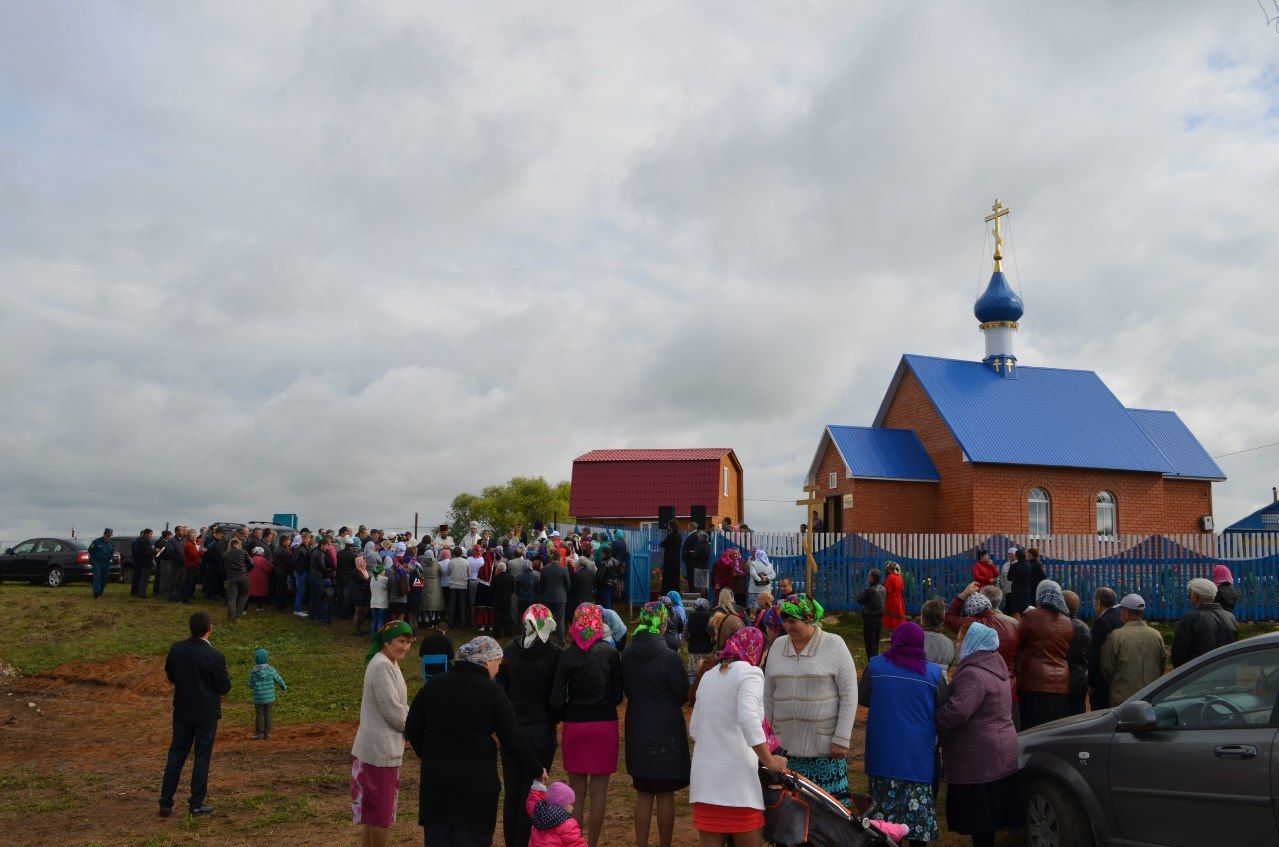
[1115,700,1157,732]
[3,548,12,555]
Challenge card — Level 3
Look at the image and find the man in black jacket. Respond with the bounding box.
[201,528,226,600]
[1088,587,1124,710]
[131,529,156,598]
[680,522,700,593]
[335,539,358,619]
[1171,578,1239,668]
[159,611,231,818]
[1062,590,1092,715]
[162,528,186,602]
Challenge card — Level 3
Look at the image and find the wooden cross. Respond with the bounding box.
[984,198,1010,271]
[795,483,823,591]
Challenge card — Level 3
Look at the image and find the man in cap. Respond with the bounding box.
[1171,577,1238,668]
[1100,594,1168,707]
[88,528,116,598]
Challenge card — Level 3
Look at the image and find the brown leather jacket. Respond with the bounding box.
[1017,607,1073,695]
[949,596,1020,698]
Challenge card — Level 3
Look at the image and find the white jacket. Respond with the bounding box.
[369,572,389,610]
[351,652,408,766]
[747,557,775,597]
[689,661,766,810]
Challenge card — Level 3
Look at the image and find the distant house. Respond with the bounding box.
[569,449,744,529]
[1223,491,1279,535]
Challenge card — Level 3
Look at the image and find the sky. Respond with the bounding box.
[1,1,1277,540]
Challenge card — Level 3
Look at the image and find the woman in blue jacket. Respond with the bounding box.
[858,622,948,846]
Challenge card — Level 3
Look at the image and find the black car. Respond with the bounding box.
[1018,631,1279,846]
[0,537,122,587]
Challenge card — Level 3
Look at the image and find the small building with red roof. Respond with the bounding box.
[569,448,744,529]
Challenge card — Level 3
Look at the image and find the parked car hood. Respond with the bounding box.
[1020,707,1114,740]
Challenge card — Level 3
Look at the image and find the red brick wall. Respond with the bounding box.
[879,369,974,530]
[1162,479,1214,533]
[850,478,938,532]
[968,466,1163,534]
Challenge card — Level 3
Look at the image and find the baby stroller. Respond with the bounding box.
[759,767,902,847]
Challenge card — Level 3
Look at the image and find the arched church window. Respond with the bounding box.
[1097,491,1117,539]
[1029,487,1051,537]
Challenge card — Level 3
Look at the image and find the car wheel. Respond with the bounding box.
[1026,778,1093,847]
[45,566,64,588]
[120,565,133,586]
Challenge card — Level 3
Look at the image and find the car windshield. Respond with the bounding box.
[66,540,88,551]
[1152,647,1279,728]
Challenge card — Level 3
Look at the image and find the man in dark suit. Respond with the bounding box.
[159,611,231,817]
[1088,587,1123,710]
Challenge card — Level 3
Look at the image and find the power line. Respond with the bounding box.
[1213,440,1279,460]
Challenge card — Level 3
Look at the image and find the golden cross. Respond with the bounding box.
[795,484,823,512]
[796,483,823,587]
[984,198,1010,271]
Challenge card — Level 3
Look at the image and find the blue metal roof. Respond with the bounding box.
[1127,409,1226,480]
[872,355,1216,475]
[826,425,940,481]
[973,270,1024,323]
[1224,500,1279,533]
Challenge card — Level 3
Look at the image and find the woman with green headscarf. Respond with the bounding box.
[764,593,858,807]
[351,620,415,846]
[622,601,690,847]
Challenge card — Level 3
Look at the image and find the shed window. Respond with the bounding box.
[1029,487,1051,537]
[828,471,838,490]
[723,467,730,497]
[1096,491,1117,538]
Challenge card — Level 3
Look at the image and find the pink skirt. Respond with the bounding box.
[351,758,398,827]
[561,720,619,775]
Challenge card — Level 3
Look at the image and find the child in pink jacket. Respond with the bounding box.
[527,780,589,847]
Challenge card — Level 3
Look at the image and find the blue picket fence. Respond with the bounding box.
[602,529,1279,622]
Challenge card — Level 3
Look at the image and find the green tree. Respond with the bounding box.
[447,476,571,538]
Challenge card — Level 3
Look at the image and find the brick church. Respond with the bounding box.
[806,200,1226,536]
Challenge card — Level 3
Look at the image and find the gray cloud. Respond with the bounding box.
[0,1,1276,541]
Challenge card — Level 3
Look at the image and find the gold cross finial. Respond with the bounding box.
[984,198,1010,272]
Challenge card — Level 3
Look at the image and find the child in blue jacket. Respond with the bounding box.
[248,648,287,739]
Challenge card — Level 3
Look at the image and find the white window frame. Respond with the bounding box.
[1029,487,1051,537]
[1096,491,1117,539]
[828,471,838,490]
[723,467,730,497]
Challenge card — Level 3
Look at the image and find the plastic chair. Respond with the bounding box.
[421,653,449,680]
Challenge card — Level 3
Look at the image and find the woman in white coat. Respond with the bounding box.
[689,627,788,847]
[746,548,775,613]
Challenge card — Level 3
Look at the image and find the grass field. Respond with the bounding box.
[1,579,1272,847]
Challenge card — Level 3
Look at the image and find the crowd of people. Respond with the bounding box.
[114,521,634,637]
[150,525,1244,847]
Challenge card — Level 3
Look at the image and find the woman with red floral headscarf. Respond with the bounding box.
[551,604,623,847]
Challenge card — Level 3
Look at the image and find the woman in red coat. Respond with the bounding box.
[882,561,906,631]
[247,546,273,612]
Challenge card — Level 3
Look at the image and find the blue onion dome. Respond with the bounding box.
[973,270,1024,323]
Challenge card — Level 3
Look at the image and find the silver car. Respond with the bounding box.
[1018,632,1279,847]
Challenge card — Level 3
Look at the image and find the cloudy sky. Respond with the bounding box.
[1,2,1276,540]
